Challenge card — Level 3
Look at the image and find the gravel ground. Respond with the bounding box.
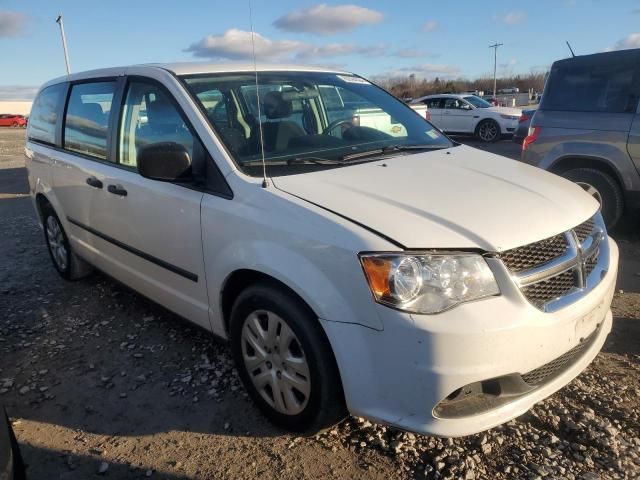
[0,128,639,479]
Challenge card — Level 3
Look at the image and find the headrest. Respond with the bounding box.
[147,94,182,125]
[78,103,105,125]
[263,91,292,119]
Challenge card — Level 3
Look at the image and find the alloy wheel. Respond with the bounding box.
[240,309,311,415]
[478,121,498,142]
[45,216,68,271]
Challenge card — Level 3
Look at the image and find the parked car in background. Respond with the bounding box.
[522,48,640,229]
[513,108,536,144]
[0,114,27,128]
[499,87,520,94]
[410,94,520,142]
[26,63,617,437]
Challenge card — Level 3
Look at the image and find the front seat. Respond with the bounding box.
[260,91,306,152]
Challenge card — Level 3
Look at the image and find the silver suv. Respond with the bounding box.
[521,48,640,229]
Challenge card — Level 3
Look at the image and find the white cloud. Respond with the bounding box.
[500,58,518,75]
[0,85,38,101]
[610,33,640,50]
[296,43,387,59]
[185,29,303,60]
[391,49,424,58]
[498,11,527,25]
[185,29,413,61]
[421,21,439,32]
[273,4,383,35]
[377,64,461,80]
[0,10,27,37]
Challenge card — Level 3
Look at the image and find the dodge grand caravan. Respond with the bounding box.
[26,63,618,436]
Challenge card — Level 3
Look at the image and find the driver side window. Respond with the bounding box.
[119,81,195,169]
[444,98,465,110]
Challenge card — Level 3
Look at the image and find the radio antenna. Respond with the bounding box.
[248,0,268,188]
[566,40,576,58]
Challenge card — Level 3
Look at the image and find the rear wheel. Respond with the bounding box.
[475,119,500,142]
[42,207,93,280]
[561,168,624,229]
[230,282,347,434]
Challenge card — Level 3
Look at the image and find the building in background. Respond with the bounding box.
[0,101,32,116]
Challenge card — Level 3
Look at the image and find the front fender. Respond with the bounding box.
[208,239,384,337]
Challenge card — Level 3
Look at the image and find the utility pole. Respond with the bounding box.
[489,42,503,98]
[55,14,71,75]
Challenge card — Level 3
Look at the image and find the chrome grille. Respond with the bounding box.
[574,219,595,245]
[499,215,608,312]
[500,234,568,272]
[521,325,599,385]
[521,270,576,309]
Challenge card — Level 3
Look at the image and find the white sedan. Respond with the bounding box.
[411,94,521,142]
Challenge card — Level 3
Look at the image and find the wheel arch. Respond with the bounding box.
[548,156,625,192]
[34,192,53,223]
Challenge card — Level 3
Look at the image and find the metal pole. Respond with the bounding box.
[55,15,71,75]
[489,42,503,99]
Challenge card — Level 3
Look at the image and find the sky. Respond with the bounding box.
[1,0,640,100]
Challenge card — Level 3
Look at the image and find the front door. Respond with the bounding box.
[440,98,474,133]
[86,79,210,330]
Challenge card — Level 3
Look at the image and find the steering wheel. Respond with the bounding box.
[323,118,355,136]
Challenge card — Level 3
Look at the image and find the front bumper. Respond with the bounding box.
[321,238,618,437]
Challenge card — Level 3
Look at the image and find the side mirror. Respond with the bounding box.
[137,142,191,181]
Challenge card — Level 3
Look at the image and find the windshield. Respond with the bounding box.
[181,71,453,177]
[463,96,492,108]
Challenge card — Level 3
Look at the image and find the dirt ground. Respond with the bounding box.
[1,128,639,479]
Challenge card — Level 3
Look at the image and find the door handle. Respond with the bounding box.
[107,184,127,197]
[86,176,103,189]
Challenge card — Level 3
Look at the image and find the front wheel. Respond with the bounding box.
[561,168,624,229]
[475,119,500,142]
[230,282,347,434]
[11,122,19,128]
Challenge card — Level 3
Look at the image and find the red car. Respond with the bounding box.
[0,114,27,128]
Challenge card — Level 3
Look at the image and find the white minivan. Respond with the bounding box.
[26,63,617,437]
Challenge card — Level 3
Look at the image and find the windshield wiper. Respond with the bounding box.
[341,144,450,162]
[286,157,343,165]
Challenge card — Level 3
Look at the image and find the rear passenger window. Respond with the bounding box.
[28,83,66,145]
[424,98,442,109]
[64,82,116,160]
[119,81,195,169]
[543,62,637,113]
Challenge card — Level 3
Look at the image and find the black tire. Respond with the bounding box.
[475,119,501,143]
[42,206,93,280]
[11,122,18,128]
[230,282,347,435]
[5,412,26,480]
[561,168,624,229]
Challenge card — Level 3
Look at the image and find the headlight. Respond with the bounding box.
[359,253,500,314]
[500,114,519,120]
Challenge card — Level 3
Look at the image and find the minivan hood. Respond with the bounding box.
[272,145,598,251]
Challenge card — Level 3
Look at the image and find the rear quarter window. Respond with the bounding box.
[28,83,67,145]
[542,60,637,113]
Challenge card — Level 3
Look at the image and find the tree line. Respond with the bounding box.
[375,72,547,100]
